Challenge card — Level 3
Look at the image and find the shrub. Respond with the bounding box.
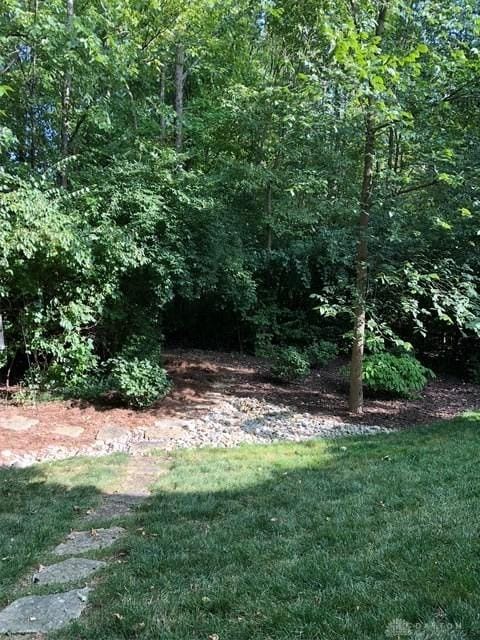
[254,333,275,359]
[304,340,338,368]
[270,346,310,383]
[108,356,171,408]
[362,352,434,398]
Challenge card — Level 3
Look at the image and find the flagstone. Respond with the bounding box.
[0,588,90,634]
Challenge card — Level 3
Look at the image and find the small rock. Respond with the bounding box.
[96,425,131,444]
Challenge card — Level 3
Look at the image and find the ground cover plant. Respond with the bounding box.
[1,415,479,639]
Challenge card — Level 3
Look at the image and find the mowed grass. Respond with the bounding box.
[53,413,480,639]
[1,416,480,639]
[0,454,128,605]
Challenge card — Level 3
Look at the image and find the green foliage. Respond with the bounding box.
[269,346,310,383]
[0,0,479,399]
[304,340,338,368]
[362,353,435,398]
[108,357,171,408]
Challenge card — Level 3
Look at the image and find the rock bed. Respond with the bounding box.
[1,397,396,467]
[144,397,395,451]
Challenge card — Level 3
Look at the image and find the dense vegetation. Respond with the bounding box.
[1,0,479,411]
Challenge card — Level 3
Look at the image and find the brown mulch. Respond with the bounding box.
[0,348,479,462]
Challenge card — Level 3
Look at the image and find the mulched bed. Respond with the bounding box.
[0,349,479,463]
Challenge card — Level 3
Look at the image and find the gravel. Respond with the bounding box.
[1,397,396,467]
[139,397,395,451]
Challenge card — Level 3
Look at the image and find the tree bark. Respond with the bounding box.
[349,101,375,414]
[28,0,38,168]
[266,182,272,251]
[348,3,388,414]
[174,43,184,153]
[59,0,74,187]
[160,64,166,144]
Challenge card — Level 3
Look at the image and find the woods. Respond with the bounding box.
[1,0,479,412]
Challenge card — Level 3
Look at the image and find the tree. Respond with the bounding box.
[349,2,389,414]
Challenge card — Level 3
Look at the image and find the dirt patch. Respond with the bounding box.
[0,349,479,465]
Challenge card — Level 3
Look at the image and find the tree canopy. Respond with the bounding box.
[1,0,479,410]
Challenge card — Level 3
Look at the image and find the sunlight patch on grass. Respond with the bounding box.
[2,414,480,639]
[44,453,129,492]
[155,439,332,494]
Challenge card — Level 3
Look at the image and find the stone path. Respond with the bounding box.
[33,559,106,586]
[0,589,90,634]
[52,527,126,556]
[0,451,166,636]
[0,417,39,433]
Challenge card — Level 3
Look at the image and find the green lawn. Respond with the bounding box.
[0,454,128,606]
[2,415,480,639]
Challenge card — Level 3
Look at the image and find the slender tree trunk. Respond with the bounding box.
[174,43,184,153]
[387,126,394,171]
[266,182,272,251]
[59,0,74,187]
[29,0,38,169]
[394,131,401,173]
[160,64,166,144]
[348,3,388,414]
[349,101,375,414]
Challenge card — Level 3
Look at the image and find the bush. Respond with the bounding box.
[270,346,310,383]
[254,333,275,359]
[362,353,434,398]
[304,340,338,368]
[108,356,171,408]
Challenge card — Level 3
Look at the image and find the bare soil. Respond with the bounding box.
[1,349,479,463]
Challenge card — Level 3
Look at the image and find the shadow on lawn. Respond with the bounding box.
[59,415,480,640]
[1,416,479,639]
[0,465,101,605]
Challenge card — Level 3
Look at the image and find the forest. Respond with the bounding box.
[1,0,479,414]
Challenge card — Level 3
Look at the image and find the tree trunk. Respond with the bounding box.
[349,102,375,414]
[348,3,388,414]
[266,182,272,251]
[174,43,184,153]
[160,64,166,144]
[59,0,74,187]
[29,0,38,169]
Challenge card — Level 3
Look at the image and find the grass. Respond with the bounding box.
[0,454,128,605]
[1,415,480,638]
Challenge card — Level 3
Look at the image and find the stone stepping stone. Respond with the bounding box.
[0,587,89,634]
[53,527,125,556]
[83,494,144,521]
[95,425,131,445]
[33,558,106,586]
[0,416,39,432]
[52,425,85,438]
